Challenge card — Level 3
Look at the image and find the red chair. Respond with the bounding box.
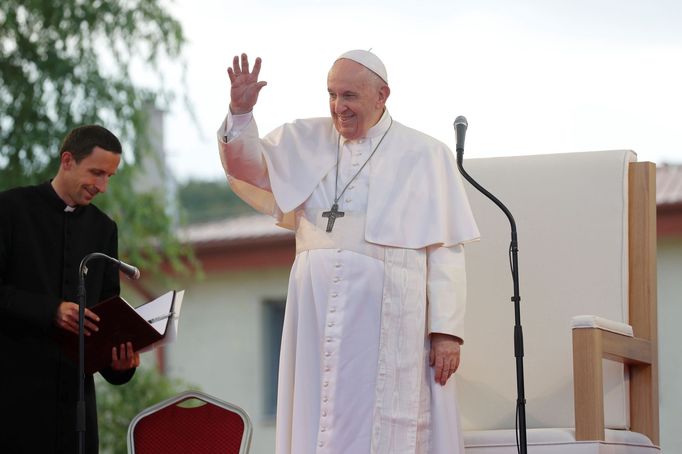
[127,390,252,454]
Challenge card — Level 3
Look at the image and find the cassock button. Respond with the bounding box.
[327,322,334,327]
[331,292,338,298]
[319,441,324,447]
[333,277,340,283]
[325,352,331,357]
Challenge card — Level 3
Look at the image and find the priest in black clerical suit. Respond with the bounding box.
[0,125,140,453]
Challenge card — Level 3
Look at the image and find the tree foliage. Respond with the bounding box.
[178,179,257,224]
[0,0,197,275]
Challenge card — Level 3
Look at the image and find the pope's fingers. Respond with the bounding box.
[241,53,250,74]
[251,57,262,78]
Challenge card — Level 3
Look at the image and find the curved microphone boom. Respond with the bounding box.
[80,252,140,280]
[453,115,528,454]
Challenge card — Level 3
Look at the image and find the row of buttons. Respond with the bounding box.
[318,254,344,450]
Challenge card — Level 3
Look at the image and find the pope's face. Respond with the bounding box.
[59,146,121,206]
[327,59,388,140]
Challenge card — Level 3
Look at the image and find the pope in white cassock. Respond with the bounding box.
[217,50,480,454]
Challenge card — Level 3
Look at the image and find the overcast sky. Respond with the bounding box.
[160,0,682,182]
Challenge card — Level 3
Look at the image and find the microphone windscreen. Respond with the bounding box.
[454,116,468,129]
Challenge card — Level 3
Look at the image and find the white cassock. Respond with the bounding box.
[218,110,479,454]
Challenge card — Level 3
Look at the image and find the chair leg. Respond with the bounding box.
[573,328,606,441]
[630,363,658,445]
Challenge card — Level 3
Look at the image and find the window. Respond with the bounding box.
[263,298,286,418]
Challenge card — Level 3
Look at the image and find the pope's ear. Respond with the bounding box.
[378,85,390,106]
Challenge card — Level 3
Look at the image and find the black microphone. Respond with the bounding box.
[454,115,468,159]
[115,258,141,280]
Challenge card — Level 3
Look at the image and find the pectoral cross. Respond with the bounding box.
[322,203,345,232]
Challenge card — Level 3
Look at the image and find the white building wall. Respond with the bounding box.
[162,267,290,454]
[657,237,682,453]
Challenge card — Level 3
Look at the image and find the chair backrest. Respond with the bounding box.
[457,150,635,431]
[128,390,252,454]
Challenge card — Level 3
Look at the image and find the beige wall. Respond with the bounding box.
[657,237,682,453]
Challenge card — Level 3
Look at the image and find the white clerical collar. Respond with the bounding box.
[64,205,76,212]
[341,109,392,145]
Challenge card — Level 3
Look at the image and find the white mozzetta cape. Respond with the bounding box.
[221,112,480,249]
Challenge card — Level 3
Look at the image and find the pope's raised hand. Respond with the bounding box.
[228,53,267,115]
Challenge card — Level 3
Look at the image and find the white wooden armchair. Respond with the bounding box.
[457,150,660,453]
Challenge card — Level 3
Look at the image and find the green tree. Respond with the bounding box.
[178,178,257,224]
[0,0,195,274]
[96,367,198,454]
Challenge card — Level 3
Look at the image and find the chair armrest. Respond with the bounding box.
[572,327,655,442]
[571,315,633,337]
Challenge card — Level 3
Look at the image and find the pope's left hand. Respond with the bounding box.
[429,333,462,386]
[110,341,140,371]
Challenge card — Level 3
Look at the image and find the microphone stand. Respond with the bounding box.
[76,252,112,454]
[456,138,528,454]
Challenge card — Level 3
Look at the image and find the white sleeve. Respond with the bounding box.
[218,110,254,142]
[216,111,271,191]
[426,243,467,341]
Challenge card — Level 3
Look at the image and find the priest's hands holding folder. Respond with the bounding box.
[55,301,140,370]
[110,341,140,370]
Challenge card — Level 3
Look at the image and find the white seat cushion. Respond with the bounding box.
[464,428,659,453]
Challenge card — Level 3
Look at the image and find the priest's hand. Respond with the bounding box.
[110,342,141,371]
[55,301,100,336]
[228,53,268,115]
[429,333,462,386]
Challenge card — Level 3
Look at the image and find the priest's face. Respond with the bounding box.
[328,59,389,140]
[57,146,121,206]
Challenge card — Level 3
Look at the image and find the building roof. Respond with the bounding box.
[179,213,293,247]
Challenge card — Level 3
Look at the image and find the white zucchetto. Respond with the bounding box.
[336,50,388,84]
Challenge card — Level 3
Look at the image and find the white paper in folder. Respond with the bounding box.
[135,290,185,352]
